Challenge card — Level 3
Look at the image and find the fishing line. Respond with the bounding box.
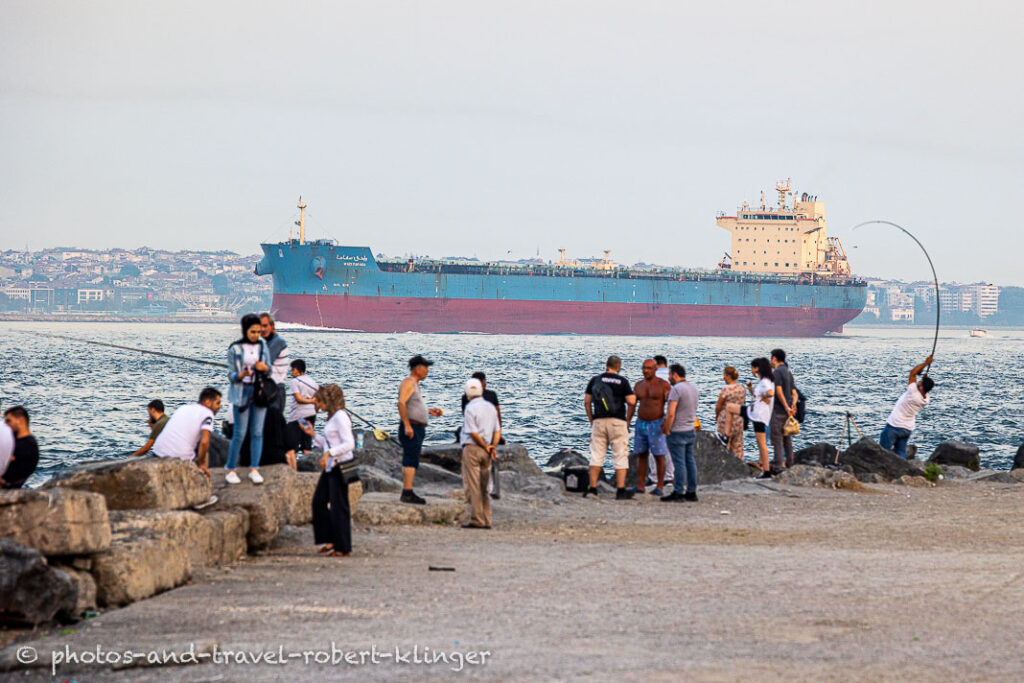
[852,220,939,375]
[26,332,389,435]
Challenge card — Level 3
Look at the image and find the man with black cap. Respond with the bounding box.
[397,355,442,504]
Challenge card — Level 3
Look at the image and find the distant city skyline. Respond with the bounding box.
[3,2,1023,285]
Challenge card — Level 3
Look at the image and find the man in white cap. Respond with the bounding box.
[460,377,502,529]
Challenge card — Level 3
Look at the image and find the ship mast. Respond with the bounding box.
[775,178,791,209]
[296,196,307,245]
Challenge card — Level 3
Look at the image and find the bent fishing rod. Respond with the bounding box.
[852,220,939,376]
[29,332,389,435]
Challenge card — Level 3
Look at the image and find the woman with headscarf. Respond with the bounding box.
[715,366,746,460]
[300,384,354,557]
[225,313,271,485]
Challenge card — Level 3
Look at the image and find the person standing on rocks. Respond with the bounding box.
[628,358,671,496]
[1,406,39,489]
[398,355,444,505]
[768,349,799,474]
[715,366,746,460]
[650,355,675,486]
[460,378,502,529]
[747,357,775,478]
[131,399,168,457]
[879,356,935,459]
[301,384,354,557]
[460,371,503,500]
[151,388,221,479]
[225,314,271,486]
[260,312,291,414]
[660,364,699,502]
[286,359,320,454]
[584,355,637,499]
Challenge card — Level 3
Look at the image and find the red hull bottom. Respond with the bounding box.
[271,294,857,337]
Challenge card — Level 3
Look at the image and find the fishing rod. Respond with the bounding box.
[852,220,939,376]
[27,332,390,435]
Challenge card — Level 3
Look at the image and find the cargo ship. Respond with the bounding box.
[255,181,867,336]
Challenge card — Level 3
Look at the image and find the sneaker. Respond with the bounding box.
[225,471,241,485]
[248,469,264,485]
[615,488,635,500]
[650,488,663,497]
[683,492,698,502]
[400,490,427,505]
[582,486,598,498]
[660,492,685,502]
[758,471,773,480]
[715,433,729,446]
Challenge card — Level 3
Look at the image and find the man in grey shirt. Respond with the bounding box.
[660,363,699,502]
[769,348,799,473]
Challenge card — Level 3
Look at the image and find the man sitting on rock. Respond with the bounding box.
[879,356,934,459]
[460,378,502,529]
[2,406,38,489]
[152,387,222,478]
[131,399,168,457]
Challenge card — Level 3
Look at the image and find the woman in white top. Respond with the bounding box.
[746,357,775,478]
[300,384,354,557]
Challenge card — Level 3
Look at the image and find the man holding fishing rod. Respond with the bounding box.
[878,356,934,459]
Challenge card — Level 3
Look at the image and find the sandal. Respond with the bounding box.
[317,545,334,554]
[327,550,350,557]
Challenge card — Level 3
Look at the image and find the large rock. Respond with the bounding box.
[794,443,838,467]
[498,471,566,504]
[1014,445,1024,470]
[838,438,918,481]
[497,444,544,477]
[107,508,252,568]
[45,456,212,510]
[0,488,111,556]
[356,465,403,493]
[421,444,463,473]
[199,508,249,566]
[353,492,465,525]
[968,470,1019,484]
[415,462,463,486]
[545,449,589,469]
[777,464,863,490]
[53,565,97,614]
[694,432,752,485]
[210,465,294,550]
[206,432,230,468]
[0,539,78,625]
[941,465,975,479]
[91,527,191,607]
[928,441,981,472]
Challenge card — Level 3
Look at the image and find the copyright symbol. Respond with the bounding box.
[16,646,38,664]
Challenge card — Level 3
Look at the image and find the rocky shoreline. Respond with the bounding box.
[2,432,1024,677]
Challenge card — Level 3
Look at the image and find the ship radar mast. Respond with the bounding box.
[296,196,308,245]
[775,178,791,209]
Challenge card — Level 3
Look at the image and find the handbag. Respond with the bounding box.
[252,370,279,407]
[783,415,801,436]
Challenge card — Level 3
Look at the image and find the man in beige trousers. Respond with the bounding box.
[460,378,502,529]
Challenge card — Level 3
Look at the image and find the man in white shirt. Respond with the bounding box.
[152,388,222,478]
[460,378,501,529]
[879,356,934,459]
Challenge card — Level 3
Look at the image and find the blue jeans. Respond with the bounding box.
[227,385,266,469]
[879,424,912,459]
[667,430,697,494]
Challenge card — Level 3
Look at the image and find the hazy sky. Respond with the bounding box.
[2,1,1022,284]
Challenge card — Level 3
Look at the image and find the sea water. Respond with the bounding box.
[3,322,1021,487]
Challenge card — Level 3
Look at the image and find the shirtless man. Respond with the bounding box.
[626,358,672,495]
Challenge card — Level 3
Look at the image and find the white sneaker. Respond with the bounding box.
[249,469,264,485]
[225,471,241,485]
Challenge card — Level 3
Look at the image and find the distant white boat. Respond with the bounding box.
[969,328,988,338]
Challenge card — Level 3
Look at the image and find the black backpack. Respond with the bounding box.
[591,377,622,416]
[795,388,807,423]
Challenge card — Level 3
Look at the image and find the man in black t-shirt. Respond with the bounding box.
[769,348,799,473]
[584,355,636,499]
[2,406,39,489]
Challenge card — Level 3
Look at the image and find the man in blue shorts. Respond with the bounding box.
[627,358,672,495]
